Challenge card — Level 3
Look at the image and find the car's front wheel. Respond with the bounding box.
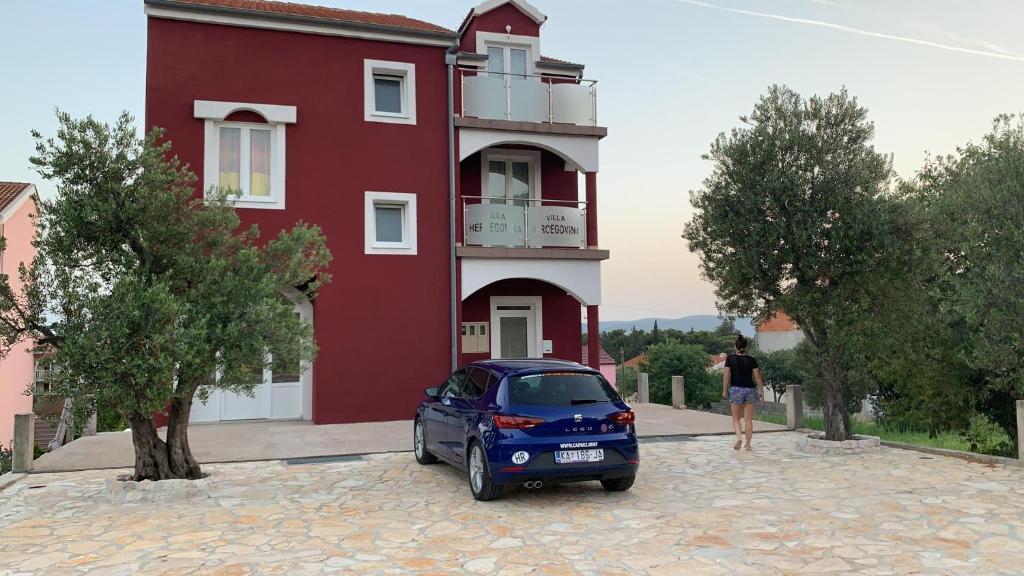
[600,475,636,492]
[414,418,437,465]
[468,442,503,501]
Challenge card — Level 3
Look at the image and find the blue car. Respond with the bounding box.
[414,359,639,501]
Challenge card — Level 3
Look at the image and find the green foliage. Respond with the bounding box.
[645,340,717,409]
[712,318,736,337]
[961,414,1015,458]
[97,403,128,433]
[0,444,9,474]
[0,443,46,474]
[0,111,332,480]
[617,366,638,398]
[758,347,806,402]
[599,327,735,366]
[683,85,896,440]
[755,413,1012,456]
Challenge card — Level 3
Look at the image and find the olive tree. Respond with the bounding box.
[683,85,896,441]
[0,111,331,480]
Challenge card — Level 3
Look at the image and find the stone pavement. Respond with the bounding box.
[3,432,1023,575]
[31,404,787,473]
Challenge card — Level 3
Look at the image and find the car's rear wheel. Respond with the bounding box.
[414,419,437,465]
[600,475,636,492]
[468,442,503,501]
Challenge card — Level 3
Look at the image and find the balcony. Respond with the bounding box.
[462,196,593,250]
[459,68,598,127]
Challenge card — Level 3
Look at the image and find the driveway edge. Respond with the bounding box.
[0,472,26,493]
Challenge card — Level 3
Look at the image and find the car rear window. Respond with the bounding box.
[507,372,620,406]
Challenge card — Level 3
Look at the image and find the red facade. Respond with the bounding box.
[145,0,606,424]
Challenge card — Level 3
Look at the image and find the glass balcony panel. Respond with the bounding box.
[464,198,588,249]
[551,83,594,125]
[465,203,526,247]
[526,205,586,248]
[509,78,548,123]
[464,75,507,120]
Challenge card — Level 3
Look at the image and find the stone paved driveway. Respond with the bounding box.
[2,432,1023,575]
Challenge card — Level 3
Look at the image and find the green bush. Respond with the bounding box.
[961,414,1015,457]
[645,340,717,409]
[0,443,10,474]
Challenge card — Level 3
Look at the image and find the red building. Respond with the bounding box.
[145,0,607,424]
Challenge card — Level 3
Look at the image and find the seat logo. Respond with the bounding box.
[573,414,583,423]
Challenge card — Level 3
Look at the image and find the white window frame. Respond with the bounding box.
[476,31,539,76]
[364,59,417,125]
[195,100,294,210]
[365,191,418,255]
[480,148,542,202]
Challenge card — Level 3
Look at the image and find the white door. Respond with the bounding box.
[190,302,309,423]
[220,370,271,421]
[491,297,542,359]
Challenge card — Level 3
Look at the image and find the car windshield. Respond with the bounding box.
[507,372,620,406]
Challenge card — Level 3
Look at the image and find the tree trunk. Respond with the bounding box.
[821,356,852,441]
[128,415,174,481]
[127,393,203,481]
[166,394,202,479]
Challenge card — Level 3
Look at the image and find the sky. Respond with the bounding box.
[2,0,1022,321]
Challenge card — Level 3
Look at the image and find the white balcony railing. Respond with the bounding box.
[459,68,598,126]
[463,196,587,249]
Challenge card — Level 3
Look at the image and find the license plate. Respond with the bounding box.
[555,449,604,464]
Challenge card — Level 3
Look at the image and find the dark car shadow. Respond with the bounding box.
[412,456,636,502]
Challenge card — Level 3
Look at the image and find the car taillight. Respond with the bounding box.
[610,410,635,425]
[493,415,545,429]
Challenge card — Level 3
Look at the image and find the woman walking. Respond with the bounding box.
[721,334,764,450]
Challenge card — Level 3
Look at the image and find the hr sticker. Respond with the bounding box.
[512,451,530,465]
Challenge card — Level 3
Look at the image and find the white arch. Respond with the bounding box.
[194,100,297,124]
[461,258,601,305]
[459,127,599,172]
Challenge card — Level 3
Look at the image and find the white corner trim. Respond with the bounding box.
[0,184,36,223]
[364,60,417,125]
[480,148,542,200]
[364,191,418,255]
[145,5,456,48]
[202,120,287,210]
[194,100,297,124]
[472,0,547,25]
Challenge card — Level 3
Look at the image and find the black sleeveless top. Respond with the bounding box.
[725,353,759,388]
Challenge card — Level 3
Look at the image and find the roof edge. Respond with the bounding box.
[458,0,547,36]
[0,184,37,223]
[145,0,459,46]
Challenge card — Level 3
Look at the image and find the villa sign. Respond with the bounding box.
[466,204,585,248]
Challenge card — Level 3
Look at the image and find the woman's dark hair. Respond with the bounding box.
[735,333,749,352]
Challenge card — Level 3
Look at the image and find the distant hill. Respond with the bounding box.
[587,315,755,335]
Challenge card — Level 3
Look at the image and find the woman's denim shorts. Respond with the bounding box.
[729,387,759,405]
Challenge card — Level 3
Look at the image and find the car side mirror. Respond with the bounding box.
[424,387,439,399]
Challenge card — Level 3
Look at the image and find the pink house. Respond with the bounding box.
[0,182,37,450]
[582,345,617,387]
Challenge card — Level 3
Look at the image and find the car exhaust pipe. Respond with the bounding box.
[523,480,544,489]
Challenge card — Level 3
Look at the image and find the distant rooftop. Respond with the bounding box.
[0,182,33,214]
[756,312,799,333]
